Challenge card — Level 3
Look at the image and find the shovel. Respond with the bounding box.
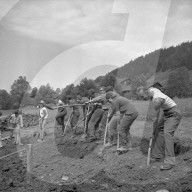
[97,110,110,156]
[63,111,73,136]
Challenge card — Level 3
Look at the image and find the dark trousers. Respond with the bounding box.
[55,109,67,131]
[70,111,80,128]
[119,112,138,147]
[88,108,104,137]
[98,109,108,135]
[151,108,182,165]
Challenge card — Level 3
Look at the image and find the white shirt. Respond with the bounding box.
[10,114,23,127]
[149,87,176,110]
[39,107,48,119]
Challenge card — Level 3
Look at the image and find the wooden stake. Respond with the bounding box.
[27,144,33,184]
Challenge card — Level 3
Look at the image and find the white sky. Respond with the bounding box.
[0,0,192,90]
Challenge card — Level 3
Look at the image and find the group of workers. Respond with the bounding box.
[54,83,182,170]
[0,82,182,171]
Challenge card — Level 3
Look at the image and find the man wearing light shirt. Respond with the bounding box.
[38,100,48,142]
[137,83,182,170]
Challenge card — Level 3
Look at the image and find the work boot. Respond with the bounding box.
[98,129,103,138]
[160,164,175,171]
[86,136,97,143]
[79,134,88,141]
[150,157,163,163]
[104,142,113,148]
[117,146,128,152]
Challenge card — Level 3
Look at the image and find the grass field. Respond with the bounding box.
[1,98,192,119]
[133,97,192,120]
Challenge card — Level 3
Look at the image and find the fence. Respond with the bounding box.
[0,144,33,184]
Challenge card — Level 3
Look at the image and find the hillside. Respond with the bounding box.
[109,41,192,84]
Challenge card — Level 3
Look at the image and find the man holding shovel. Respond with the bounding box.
[38,100,48,142]
[85,87,113,142]
[106,91,138,153]
[104,100,120,148]
[69,97,80,136]
[55,99,67,136]
[137,84,182,170]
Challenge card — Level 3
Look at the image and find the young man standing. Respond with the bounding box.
[38,100,48,142]
[106,91,138,152]
[137,85,182,170]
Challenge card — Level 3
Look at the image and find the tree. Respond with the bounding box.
[0,90,12,109]
[10,76,30,108]
[21,92,36,106]
[100,74,116,87]
[79,78,97,97]
[36,84,57,104]
[60,84,75,102]
[56,88,61,95]
[166,66,192,98]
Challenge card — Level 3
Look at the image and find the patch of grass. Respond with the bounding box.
[173,97,192,117]
[132,98,192,120]
[1,98,192,121]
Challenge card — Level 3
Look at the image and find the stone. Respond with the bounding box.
[100,183,109,189]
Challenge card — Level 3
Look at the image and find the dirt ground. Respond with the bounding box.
[1,116,192,192]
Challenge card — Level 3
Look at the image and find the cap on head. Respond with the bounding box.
[106,91,113,100]
[14,109,19,114]
[150,82,165,92]
[58,100,64,106]
[99,87,106,92]
[39,100,45,105]
[106,86,114,92]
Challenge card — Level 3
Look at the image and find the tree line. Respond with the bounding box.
[0,73,117,110]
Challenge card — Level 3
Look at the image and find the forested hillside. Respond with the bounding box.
[110,41,192,79]
[108,41,192,98]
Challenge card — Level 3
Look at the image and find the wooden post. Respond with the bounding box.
[0,130,2,147]
[27,144,33,184]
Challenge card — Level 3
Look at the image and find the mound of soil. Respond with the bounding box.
[56,137,99,159]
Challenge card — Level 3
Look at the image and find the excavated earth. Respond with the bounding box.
[1,117,192,192]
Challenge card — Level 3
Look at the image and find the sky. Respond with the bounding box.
[0,0,192,90]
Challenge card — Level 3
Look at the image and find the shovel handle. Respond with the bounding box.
[147,137,153,166]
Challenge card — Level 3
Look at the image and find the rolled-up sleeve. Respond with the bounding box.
[91,94,106,103]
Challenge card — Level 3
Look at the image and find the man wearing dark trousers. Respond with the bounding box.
[55,100,67,136]
[106,91,138,152]
[137,85,182,170]
[69,97,80,136]
[85,87,113,142]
